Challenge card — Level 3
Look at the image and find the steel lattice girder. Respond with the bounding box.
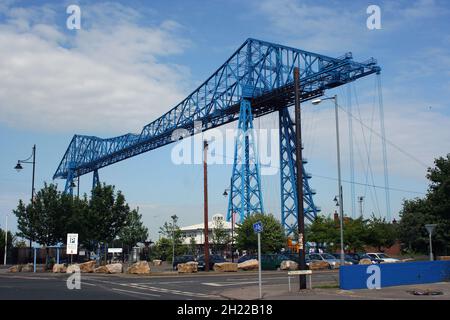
[226,99,264,222]
[279,107,320,236]
[53,38,380,181]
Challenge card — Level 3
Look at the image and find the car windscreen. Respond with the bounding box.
[322,254,335,259]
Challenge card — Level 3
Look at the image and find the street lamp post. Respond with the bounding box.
[3,213,8,265]
[312,96,345,266]
[223,188,235,262]
[425,224,437,261]
[171,214,178,269]
[15,144,36,260]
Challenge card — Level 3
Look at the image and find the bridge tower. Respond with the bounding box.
[226,98,265,222]
[279,107,320,236]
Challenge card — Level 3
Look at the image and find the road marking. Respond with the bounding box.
[122,283,218,298]
[112,288,161,297]
[202,281,263,287]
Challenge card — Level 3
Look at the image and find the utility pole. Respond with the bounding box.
[294,67,307,290]
[203,140,210,271]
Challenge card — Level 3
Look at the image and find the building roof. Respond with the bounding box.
[179,213,235,231]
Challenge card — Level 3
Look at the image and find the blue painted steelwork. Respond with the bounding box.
[53,38,380,230]
[92,169,99,190]
[279,107,320,235]
[226,99,265,222]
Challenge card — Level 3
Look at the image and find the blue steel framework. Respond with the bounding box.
[53,38,380,234]
[279,107,319,235]
[226,99,265,223]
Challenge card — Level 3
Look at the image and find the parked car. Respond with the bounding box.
[237,254,256,264]
[359,253,383,264]
[237,254,294,270]
[331,253,359,265]
[367,252,400,263]
[197,254,226,271]
[172,255,196,270]
[307,253,340,269]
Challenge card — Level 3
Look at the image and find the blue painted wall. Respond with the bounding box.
[339,261,450,290]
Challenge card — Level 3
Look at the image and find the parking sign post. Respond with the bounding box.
[253,221,263,299]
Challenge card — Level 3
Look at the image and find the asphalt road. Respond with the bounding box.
[0,270,339,300]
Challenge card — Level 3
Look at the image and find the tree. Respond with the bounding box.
[344,217,369,252]
[398,154,450,255]
[78,184,130,250]
[156,218,186,261]
[365,215,397,251]
[189,236,197,255]
[235,213,285,254]
[13,183,69,248]
[118,208,149,249]
[306,216,339,251]
[13,199,38,247]
[0,228,15,253]
[211,217,229,253]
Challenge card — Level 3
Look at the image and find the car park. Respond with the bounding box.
[197,254,226,271]
[307,253,340,269]
[172,255,196,270]
[331,253,359,265]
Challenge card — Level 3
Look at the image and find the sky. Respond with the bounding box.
[0,0,449,241]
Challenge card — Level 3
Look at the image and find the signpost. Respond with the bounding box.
[66,233,78,264]
[253,221,263,299]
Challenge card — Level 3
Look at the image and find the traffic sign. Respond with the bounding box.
[253,221,263,233]
[66,233,78,255]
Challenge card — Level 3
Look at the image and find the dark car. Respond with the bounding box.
[172,255,196,270]
[331,253,359,265]
[197,254,226,271]
[237,254,256,263]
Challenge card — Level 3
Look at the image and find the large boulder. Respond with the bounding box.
[106,263,123,274]
[127,261,151,274]
[8,265,22,273]
[79,261,96,273]
[66,264,80,273]
[238,259,259,271]
[436,256,450,261]
[213,262,238,272]
[94,266,109,273]
[280,260,298,271]
[152,259,162,266]
[177,261,198,273]
[308,260,330,270]
[358,258,373,265]
[52,264,67,273]
[21,263,33,272]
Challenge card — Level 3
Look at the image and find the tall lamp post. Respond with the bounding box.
[14,144,36,258]
[171,214,178,269]
[223,188,235,262]
[3,213,8,265]
[425,224,437,261]
[312,96,345,266]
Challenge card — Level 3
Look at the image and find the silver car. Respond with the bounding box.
[308,253,341,269]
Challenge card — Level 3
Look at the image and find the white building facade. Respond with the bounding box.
[179,214,235,245]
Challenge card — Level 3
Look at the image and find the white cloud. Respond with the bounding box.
[0,2,191,134]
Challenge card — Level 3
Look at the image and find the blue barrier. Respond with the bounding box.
[339,261,450,290]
